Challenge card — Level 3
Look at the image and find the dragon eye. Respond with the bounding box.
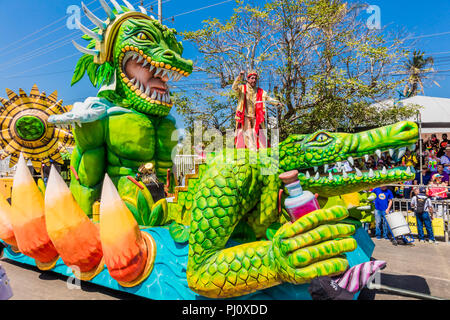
[137,32,148,40]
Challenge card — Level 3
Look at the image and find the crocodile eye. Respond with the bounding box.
[314,133,330,143]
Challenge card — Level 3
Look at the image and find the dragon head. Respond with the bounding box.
[71,0,193,116]
[279,121,419,197]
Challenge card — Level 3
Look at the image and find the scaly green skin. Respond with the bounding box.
[176,121,419,298]
[70,12,193,224]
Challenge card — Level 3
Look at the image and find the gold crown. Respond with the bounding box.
[73,0,155,65]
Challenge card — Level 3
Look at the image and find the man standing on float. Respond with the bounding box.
[233,70,280,150]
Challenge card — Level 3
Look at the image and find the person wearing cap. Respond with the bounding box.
[233,70,280,150]
[427,173,448,200]
[435,164,449,185]
[411,187,437,244]
[372,186,394,240]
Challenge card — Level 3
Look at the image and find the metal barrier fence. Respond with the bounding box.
[392,198,450,242]
[174,155,204,182]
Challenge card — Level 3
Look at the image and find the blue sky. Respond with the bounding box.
[0,0,449,126]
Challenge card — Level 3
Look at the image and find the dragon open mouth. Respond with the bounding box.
[119,45,190,107]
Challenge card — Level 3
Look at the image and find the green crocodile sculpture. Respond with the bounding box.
[46,1,419,299]
[166,121,418,298]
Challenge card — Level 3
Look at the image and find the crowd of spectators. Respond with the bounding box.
[389,133,450,202]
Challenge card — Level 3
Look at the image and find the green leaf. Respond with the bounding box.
[71,55,93,86]
[87,62,100,87]
[266,222,282,241]
[169,222,190,243]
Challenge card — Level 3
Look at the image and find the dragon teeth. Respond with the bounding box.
[305,171,310,178]
[142,60,148,67]
[140,83,145,93]
[381,167,387,175]
[355,168,362,177]
[389,149,394,157]
[324,164,329,173]
[130,78,136,85]
[149,65,155,73]
[342,170,348,179]
[314,166,318,172]
[328,172,334,181]
[364,154,369,162]
[145,86,151,96]
[369,169,375,178]
[137,55,144,63]
[314,172,320,180]
[151,91,157,100]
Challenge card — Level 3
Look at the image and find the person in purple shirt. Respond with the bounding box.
[435,164,449,185]
[372,186,394,240]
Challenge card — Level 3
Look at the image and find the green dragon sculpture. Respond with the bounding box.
[46,1,419,299]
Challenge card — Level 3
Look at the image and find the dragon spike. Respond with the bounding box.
[122,0,136,11]
[72,40,100,56]
[44,166,104,279]
[99,0,116,20]
[99,174,156,286]
[76,20,103,42]
[110,0,125,14]
[0,194,18,248]
[139,6,148,14]
[10,154,59,268]
[81,2,107,30]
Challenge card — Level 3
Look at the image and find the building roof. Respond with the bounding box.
[372,96,450,133]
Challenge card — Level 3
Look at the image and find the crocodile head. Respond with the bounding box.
[279,121,419,197]
[71,1,193,117]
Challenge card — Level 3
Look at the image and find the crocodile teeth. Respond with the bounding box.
[347,157,354,166]
[328,172,334,181]
[142,60,148,67]
[355,168,362,177]
[305,171,310,179]
[130,78,136,85]
[375,149,382,158]
[314,166,318,172]
[365,154,369,162]
[140,84,145,93]
[343,171,348,179]
[315,173,320,180]
[149,65,155,73]
[369,169,375,178]
[397,147,406,159]
[381,167,387,175]
[135,80,141,88]
[324,164,329,173]
[145,86,151,96]
[336,161,342,169]
[137,55,144,64]
[389,149,394,157]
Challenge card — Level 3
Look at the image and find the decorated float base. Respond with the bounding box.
[1,226,374,300]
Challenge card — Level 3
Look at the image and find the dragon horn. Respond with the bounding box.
[99,174,156,286]
[72,40,100,56]
[122,0,136,11]
[81,2,107,30]
[76,20,103,42]
[99,0,116,20]
[0,193,17,248]
[110,0,125,14]
[10,154,59,269]
[138,6,148,15]
[44,166,104,280]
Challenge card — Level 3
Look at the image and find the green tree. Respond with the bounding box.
[175,0,418,140]
[402,50,436,97]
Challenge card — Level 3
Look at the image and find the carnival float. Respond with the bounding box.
[0,0,419,300]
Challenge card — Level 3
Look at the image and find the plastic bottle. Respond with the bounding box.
[279,170,321,222]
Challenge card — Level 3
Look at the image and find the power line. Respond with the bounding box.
[163,0,233,22]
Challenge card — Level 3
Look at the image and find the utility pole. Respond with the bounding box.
[158,0,162,23]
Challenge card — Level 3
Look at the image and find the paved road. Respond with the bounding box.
[1,238,449,300]
[359,238,450,300]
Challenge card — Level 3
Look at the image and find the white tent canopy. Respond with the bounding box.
[372,96,450,134]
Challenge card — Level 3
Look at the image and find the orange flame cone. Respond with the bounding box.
[10,154,58,269]
[0,194,17,248]
[44,166,104,279]
[100,175,156,287]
